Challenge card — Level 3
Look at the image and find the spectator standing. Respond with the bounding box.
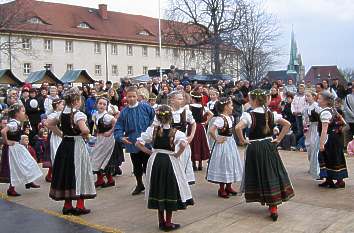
[343,80,354,138]
[269,87,282,113]
[291,84,306,140]
[284,79,297,95]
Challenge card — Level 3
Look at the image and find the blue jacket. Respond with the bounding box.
[114,102,155,153]
[85,97,96,118]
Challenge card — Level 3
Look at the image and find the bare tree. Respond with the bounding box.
[231,2,281,84]
[340,68,354,82]
[166,0,247,74]
[0,0,35,67]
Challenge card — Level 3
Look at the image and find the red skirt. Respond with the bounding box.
[189,123,210,162]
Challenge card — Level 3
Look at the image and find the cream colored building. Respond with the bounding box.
[0,1,239,82]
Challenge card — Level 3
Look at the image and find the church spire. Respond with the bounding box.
[287,27,298,76]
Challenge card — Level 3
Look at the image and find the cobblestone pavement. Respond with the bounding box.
[1,148,354,233]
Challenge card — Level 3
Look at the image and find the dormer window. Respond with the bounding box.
[77,22,91,29]
[27,17,45,24]
[138,30,150,36]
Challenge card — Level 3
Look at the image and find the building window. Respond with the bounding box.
[67,64,73,71]
[143,66,148,75]
[44,39,52,51]
[111,44,118,55]
[155,47,160,57]
[65,40,73,53]
[77,22,91,29]
[142,46,148,57]
[45,63,53,71]
[127,45,133,56]
[138,30,150,36]
[22,37,31,49]
[112,65,118,76]
[94,42,101,54]
[127,66,133,76]
[173,48,179,57]
[95,65,102,76]
[23,63,31,74]
[27,17,44,24]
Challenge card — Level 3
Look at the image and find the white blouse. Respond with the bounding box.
[240,107,283,129]
[92,111,114,125]
[63,106,87,124]
[7,119,20,132]
[137,125,187,150]
[320,107,333,123]
[213,115,233,129]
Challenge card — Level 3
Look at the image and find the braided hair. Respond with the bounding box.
[63,87,81,129]
[215,97,231,116]
[249,89,271,135]
[155,105,173,137]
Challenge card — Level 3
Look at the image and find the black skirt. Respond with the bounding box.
[148,153,194,211]
[49,138,96,201]
[0,145,10,183]
[244,140,294,206]
[318,132,348,180]
[97,141,125,175]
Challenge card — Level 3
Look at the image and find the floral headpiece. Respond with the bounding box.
[219,98,231,105]
[249,89,269,97]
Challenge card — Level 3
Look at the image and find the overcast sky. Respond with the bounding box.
[41,0,354,72]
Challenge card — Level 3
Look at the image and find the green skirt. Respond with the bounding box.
[148,153,194,211]
[244,140,294,206]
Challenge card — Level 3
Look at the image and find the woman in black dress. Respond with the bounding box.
[136,105,194,232]
[47,87,96,216]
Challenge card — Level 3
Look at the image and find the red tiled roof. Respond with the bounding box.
[0,0,182,46]
[305,65,347,85]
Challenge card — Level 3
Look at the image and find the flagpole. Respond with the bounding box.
[158,0,162,80]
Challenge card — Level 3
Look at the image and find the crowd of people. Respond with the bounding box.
[0,70,353,231]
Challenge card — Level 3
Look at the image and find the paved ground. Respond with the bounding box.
[1,148,354,233]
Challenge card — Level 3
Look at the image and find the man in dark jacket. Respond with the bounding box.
[331,77,347,99]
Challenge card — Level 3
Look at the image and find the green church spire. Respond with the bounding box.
[287,27,298,76]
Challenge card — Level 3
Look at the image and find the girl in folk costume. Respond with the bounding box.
[235,89,294,221]
[303,91,321,179]
[91,96,118,188]
[206,97,243,198]
[48,87,96,216]
[136,105,194,232]
[189,91,212,171]
[168,91,196,184]
[317,91,348,188]
[45,99,64,182]
[20,134,37,161]
[206,89,219,116]
[0,104,42,196]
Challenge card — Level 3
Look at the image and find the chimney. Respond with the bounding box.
[98,4,108,20]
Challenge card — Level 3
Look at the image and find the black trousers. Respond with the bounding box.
[349,123,354,138]
[130,151,150,177]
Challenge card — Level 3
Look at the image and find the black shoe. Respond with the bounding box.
[102,181,115,188]
[159,222,165,230]
[192,166,197,171]
[132,185,145,195]
[334,181,345,189]
[62,207,74,215]
[116,167,123,176]
[318,180,334,188]
[270,213,278,222]
[7,190,21,197]
[25,182,40,189]
[163,223,181,232]
[72,208,91,216]
[198,166,203,171]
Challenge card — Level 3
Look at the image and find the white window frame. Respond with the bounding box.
[44,39,52,51]
[142,46,148,57]
[111,44,118,55]
[127,45,133,56]
[94,42,101,54]
[127,66,133,76]
[95,65,102,76]
[155,47,160,57]
[112,65,118,76]
[143,66,148,75]
[23,63,31,74]
[65,40,73,53]
[77,22,90,29]
[22,37,31,50]
[67,64,73,71]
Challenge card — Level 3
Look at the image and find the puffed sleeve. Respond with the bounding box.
[47,111,60,121]
[174,130,188,145]
[7,121,18,132]
[186,108,196,124]
[273,111,283,123]
[213,116,224,129]
[103,114,114,125]
[320,110,332,123]
[74,111,87,124]
[240,112,252,128]
[136,126,154,145]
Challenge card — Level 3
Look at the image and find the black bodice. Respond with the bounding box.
[318,108,335,134]
[309,108,320,123]
[152,127,176,151]
[248,111,274,140]
[190,105,203,123]
[60,112,81,136]
[217,115,233,137]
[172,109,187,132]
[96,114,112,133]
[7,120,21,142]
